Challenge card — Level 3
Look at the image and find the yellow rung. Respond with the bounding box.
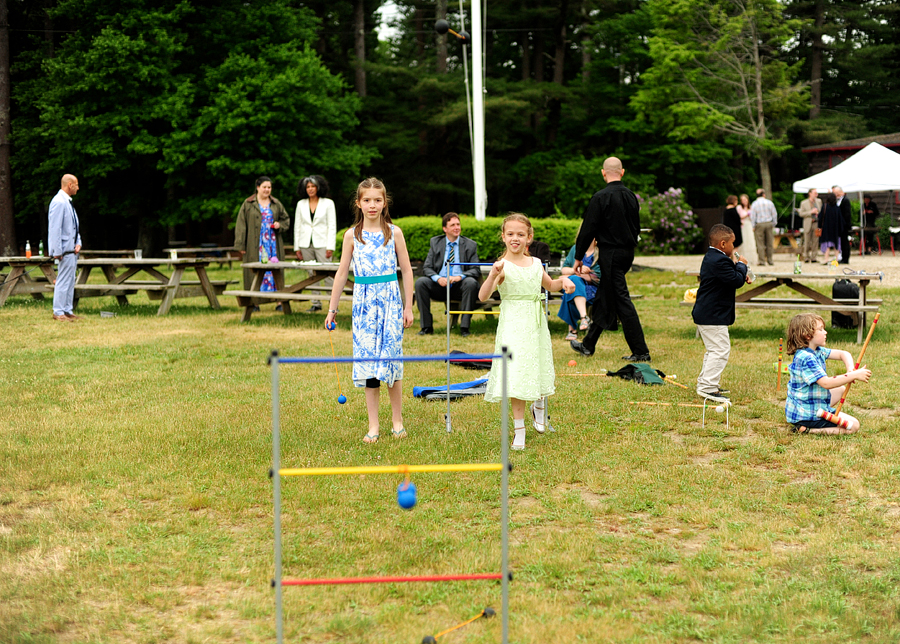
[279,463,504,477]
[446,310,501,315]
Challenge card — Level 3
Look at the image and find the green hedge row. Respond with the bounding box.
[335,216,582,263]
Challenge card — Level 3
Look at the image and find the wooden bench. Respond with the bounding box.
[72,280,234,299]
[228,290,355,322]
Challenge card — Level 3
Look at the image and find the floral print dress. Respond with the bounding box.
[259,205,277,292]
[351,226,404,387]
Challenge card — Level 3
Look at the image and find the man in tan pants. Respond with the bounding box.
[798,188,821,263]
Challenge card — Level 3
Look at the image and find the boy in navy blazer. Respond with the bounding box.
[692,224,750,403]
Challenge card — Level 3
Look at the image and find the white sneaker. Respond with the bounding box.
[512,428,526,450]
[530,402,546,434]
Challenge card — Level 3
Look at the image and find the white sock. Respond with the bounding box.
[513,419,526,449]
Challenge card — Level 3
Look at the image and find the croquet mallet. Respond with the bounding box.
[776,337,783,391]
[815,312,879,425]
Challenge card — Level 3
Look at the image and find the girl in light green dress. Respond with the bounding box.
[480,214,575,450]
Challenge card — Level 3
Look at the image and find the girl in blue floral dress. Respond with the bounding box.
[324,178,415,443]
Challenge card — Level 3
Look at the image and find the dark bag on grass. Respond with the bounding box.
[446,349,492,370]
[831,279,859,329]
[606,364,665,385]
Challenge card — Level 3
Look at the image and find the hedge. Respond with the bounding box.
[334,216,582,263]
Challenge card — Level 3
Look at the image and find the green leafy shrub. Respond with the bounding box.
[636,188,704,255]
[335,216,581,262]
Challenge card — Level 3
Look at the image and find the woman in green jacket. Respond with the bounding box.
[234,176,291,291]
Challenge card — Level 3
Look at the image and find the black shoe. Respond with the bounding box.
[460,327,470,337]
[622,353,651,362]
[307,303,322,313]
[251,305,260,312]
[570,340,593,356]
[713,388,729,395]
[275,304,283,312]
[417,327,433,336]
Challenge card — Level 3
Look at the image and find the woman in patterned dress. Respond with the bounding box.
[324,178,414,444]
[234,176,290,292]
[480,214,575,451]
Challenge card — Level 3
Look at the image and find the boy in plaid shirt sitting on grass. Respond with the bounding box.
[785,313,871,435]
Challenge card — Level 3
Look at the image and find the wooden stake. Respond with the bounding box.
[777,338,783,391]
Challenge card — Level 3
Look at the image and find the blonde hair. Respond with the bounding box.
[352,177,393,246]
[498,213,533,259]
[786,313,825,355]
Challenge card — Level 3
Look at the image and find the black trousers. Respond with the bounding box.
[840,214,852,263]
[414,276,479,329]
[581,247,649,356]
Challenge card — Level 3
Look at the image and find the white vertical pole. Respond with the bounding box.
[471,0,487,221]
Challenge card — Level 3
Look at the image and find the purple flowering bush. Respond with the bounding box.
[636,188,704,255]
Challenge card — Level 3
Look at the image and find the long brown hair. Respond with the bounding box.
[352,177,393,246]
[498,213,533,259]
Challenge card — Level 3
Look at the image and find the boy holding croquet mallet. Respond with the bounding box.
[784,313,872,435]
[692,224,750,404]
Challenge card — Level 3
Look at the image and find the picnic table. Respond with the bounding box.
[685,269,882,343]
[162,245,241,267]
[229,261,355,322]
[0,256,57,305]
[75,257,232,315]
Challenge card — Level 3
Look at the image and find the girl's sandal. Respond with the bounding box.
[391,428,408,439]
[564,330,577,341]
[362,432,380,444]
[579,316,591,331]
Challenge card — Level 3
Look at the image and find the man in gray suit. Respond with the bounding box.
[48,174,82,321]
[414,212,480,336]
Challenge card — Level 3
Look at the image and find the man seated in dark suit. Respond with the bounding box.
[415,212,481,336]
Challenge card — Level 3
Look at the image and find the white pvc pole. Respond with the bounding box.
[471,0,487,221]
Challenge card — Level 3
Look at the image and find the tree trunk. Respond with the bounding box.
[581,28,591,85]
[436,0,447,73]
[758,150,772,198]
[750,14,770,197]
[521,34,531,81]
[354,0,366,97]
[553,0,568,85]
[0,0,15,256]
[809,0,824,119]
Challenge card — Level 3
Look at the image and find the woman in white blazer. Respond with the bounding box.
[294,175,337,311]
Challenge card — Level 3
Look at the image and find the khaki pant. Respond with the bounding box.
[802,216,818,262]
[697,325,731,395]
[754,222,774,265]
[299,246,333,307]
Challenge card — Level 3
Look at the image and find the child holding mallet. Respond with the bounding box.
[692,223,750,404]
[785,313,871,434]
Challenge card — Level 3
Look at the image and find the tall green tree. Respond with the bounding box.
[11,0,368,247]
[633,0,808,195]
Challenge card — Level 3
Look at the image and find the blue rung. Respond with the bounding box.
[272,353,502,365]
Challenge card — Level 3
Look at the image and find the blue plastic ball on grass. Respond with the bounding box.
[338,394,347,404]
[397,482,417,509]
[327,321,336,330]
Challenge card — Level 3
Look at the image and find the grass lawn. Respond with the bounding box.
[2,263,898,643]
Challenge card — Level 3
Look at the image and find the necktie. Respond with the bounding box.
[447,242,455,275]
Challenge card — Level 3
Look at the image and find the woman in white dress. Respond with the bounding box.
[294,175,337,311]
[736,193,757,262]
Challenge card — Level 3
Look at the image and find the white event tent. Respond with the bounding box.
[792,142,900,194]
[792,142,900,249]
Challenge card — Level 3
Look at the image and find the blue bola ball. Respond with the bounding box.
[397,481,417,510]
[338,394,347,404]
[327,321,336,330]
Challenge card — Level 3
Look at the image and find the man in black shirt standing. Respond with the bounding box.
[570,157,651,362]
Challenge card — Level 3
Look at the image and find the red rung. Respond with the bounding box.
[281,573,503,586]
